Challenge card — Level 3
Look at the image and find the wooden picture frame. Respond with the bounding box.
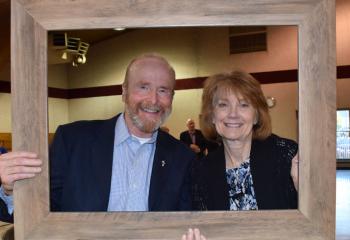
[11,0,336,239]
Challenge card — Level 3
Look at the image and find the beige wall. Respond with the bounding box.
[196,26,298,75]
[48,98,69,133]
[67,28,199,89]
[0,93,11,132]
[69,95,124,121]
[48,65,69,133]
[48,64,69,89]
[262,82,298,140]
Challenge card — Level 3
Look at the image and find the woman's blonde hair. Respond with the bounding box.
[200,70,272,141]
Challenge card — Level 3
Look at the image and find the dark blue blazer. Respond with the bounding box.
[0,115,195,222]
[50,115,195,212]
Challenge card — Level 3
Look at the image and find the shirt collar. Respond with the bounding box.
[115,113,158,146]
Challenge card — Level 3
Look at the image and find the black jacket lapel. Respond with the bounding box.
[250,137,276,209]
[89,115,118,210]
[204,146,230,210]
[148,131,173,210]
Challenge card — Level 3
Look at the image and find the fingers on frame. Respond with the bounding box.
[4,173,37,183]
[7,166,42,175]
[12,157,42,167]
[1,151,38,160]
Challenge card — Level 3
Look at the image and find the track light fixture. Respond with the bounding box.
[51,32,90,67]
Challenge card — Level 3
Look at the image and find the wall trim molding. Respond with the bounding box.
[1,65,350,99]
[0,80,10,93]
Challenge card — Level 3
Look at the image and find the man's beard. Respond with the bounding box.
[125,100,171,134]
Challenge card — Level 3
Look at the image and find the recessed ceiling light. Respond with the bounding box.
[113,27,125,31]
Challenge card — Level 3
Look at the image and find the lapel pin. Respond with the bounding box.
[161,160,166,167]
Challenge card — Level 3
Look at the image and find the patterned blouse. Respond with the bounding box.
[226,159,258,210]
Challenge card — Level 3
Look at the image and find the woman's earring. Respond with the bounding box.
[254,111,259,125]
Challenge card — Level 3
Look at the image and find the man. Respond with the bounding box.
[180,119,208,159]
[0,54,195,222]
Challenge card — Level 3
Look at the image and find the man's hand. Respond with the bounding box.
[0,152,42,195]
[189,144,201,153]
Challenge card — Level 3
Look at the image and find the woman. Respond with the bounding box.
[193,70,299,211]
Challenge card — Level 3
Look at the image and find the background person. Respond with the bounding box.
[180,119,208,159]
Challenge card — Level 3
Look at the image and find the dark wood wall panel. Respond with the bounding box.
[2,65,350,99]
[68,85,122,99]
[0,80,10,93]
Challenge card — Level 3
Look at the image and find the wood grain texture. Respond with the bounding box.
[11,0,49,239]
[10,0,336,239]
[27,211,324,240]
[20,0,317,30]
[298,0,336,239]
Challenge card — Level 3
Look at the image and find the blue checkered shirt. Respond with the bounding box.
[107,113,157,211]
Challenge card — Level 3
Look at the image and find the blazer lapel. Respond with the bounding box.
[250,137,275,209]
[148,131,173,210]
[89,115,118,210]
[205,146,230,210]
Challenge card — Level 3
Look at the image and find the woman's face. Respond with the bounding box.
[212,90,257,143]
